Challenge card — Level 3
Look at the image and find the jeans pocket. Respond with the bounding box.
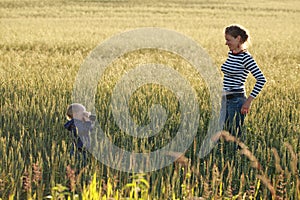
[228,96,246,110]
[231,98,239,104]
[228,97,240,105]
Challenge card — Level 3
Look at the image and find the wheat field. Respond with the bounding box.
[0,0,299,199]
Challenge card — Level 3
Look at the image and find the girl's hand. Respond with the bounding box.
[241,96,254,114]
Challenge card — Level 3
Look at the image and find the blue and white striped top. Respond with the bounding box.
[221,51,267,98]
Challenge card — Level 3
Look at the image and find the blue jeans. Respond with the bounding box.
[222,94,247,138]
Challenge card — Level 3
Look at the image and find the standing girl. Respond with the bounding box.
[221,24,267,139]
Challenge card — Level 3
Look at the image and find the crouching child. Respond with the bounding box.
[64,103,96,167]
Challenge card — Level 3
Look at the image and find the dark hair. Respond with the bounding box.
[224,24,250,44]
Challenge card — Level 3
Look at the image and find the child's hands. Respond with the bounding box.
[83,111,91,122]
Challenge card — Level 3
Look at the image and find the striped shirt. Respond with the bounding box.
[221,51,266,98]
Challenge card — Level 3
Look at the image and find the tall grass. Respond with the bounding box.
[0,0,299,199]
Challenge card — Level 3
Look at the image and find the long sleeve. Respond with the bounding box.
[243,54,267,98]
